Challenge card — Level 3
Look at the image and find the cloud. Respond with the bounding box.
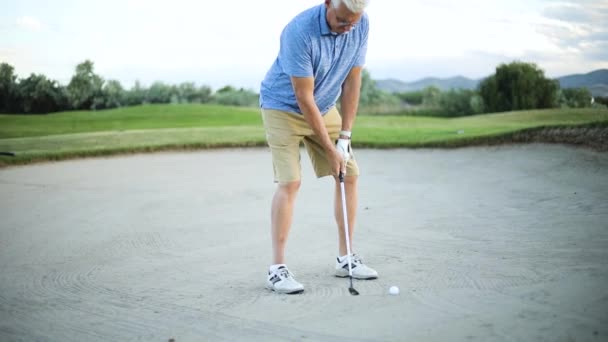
[16,16,44,31]
[534,1,608,63]
[3,0,605,89]
[583,40,608,60]
[0,48,18,60]
[543,3,591,23]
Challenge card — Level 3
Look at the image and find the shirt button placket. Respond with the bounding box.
[334,36,341,59]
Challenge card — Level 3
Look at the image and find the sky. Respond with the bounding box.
[1,0,607,91]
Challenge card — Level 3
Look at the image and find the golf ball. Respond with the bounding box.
[389,286,400,295]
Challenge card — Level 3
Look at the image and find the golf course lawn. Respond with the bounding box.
[0,104,607,166]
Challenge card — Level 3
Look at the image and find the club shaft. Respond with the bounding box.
[340,180,354,278]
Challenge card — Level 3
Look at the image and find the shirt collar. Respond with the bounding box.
[319,4,335,36]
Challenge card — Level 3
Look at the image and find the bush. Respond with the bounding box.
[395,91,424,105]
[439,89,477,117]
[559,88,593,108]
[16,74,67,114]
[212,86,259,107]
[594,96,608,106]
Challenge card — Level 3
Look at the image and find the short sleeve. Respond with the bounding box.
[279,22,314,77]
[354,15,369,67]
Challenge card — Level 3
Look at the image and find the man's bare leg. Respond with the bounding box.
[332,175,378,279]
[271,181,301,264]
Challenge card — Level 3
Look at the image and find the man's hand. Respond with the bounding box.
[336,130,352,169]
[336,138,351,165]
[327,148,344,176]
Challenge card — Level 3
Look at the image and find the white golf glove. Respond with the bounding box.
[336,130,352,164]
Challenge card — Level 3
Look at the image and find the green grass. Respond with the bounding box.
[0,104,262,139]
[355,108,608,147]
[0,104,607,166]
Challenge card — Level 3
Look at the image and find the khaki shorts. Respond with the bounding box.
[261,107,359,183]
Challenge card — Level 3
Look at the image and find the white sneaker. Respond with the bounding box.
[266,266,304,294]
[335,254,378,279]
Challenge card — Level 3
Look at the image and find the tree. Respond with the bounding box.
[176,83,213,104]
[146,81,175,104]
[213,86,259,107]
[439,89,477,117]
[216,85,235,94]
[0,63,18,112]
[422,86,441,107]
[559,88,592,108]
[197,85,213,104]
[67,60,104,110]
[478,76,499,112]
[359,69,383,106]
[395,90,424,105]
[125,81,147,106]
[469,94,485,114]
[479,61,558,113]
[16,73,66,114]
[594,96,608,107]
[177,82,197,103]
[102,80,125,109]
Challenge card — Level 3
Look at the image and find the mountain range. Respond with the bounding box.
[375,69,608,97]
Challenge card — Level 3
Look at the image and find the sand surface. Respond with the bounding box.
[1,144,607,341]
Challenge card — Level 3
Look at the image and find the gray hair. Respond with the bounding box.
[331,0,369,13]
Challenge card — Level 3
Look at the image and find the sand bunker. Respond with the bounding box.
[1,144,607,341]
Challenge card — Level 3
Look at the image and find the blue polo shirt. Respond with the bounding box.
[260,4,369,115]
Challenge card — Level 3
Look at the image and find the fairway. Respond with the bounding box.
[0,104,607,166]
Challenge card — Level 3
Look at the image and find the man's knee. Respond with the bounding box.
[277,180,301,196]
[345,175,358,185]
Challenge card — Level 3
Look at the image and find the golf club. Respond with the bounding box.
[339,171,359,296]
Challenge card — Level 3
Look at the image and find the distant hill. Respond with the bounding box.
[587,84,608,97]
[376,69,608,97]
[375,76,480,93]
[557,69,608,97]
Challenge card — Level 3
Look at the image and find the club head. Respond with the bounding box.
[348,287,360,296]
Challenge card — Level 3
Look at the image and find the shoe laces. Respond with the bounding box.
[339,254,363,267]
[277,267,295,279]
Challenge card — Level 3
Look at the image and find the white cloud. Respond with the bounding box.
[1,0,606,87]
[16,16,43,31]
[535,0,608,61]
[367,1,559,71]
[0,48,18,61]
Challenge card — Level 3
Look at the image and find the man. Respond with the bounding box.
[260,0,378,294]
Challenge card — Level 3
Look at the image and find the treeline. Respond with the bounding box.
[0,60,259,114]
[1,60,605,116]
[361,61,605,117]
